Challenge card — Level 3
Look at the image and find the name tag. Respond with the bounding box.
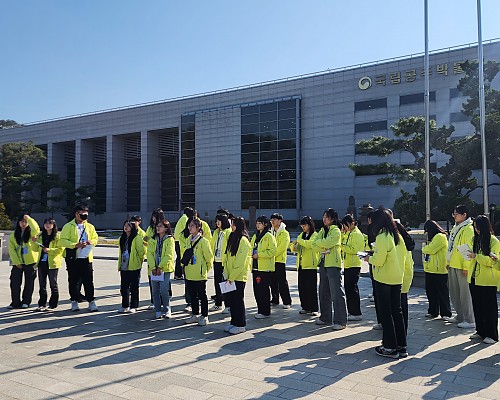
[41,253,48,262]
[22,246,28,255]
[192,255,197,264]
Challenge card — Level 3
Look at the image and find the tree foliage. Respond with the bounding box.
[0,202,12,229]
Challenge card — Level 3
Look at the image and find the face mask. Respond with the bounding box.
[79,213,88,221]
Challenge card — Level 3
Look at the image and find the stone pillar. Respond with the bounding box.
[75,139,94,189]
[107,135,126,212]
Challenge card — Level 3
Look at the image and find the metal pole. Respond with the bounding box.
[477,0,489,217]
[424,0,431,221]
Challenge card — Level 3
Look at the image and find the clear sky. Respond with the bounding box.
[2,0,499,124]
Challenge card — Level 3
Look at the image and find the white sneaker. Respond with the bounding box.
[229,326,246,335]
[283,304,291,309]
[36,306,47,312]
[147,304,154,310]
[71,301,80,312]
[348,315,362,321]
[457,321,475,329]
[224,324,234,332]
[315,318,327,325]
[209,305,223,312]
[184,305,192,312]
[198,316,209,326]
[162,310,171,319]
[185,315,200,324]
[372,323,383,330]
[88,301,98,312]
[222,307,231,315]
[128,308,136,314]
[21,304,29,309]
[118,307,129,313]
[155,312,162,319]
[332,324,346,330]
[483,337,497,344]
[254,313,270,319]
[443,316,458,323]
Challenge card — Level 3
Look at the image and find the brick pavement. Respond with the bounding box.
[0,249,499,400]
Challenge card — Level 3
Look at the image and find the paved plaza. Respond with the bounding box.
[1,246,499,400]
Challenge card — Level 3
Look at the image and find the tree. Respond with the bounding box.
[0,202,12,229]
[0,142,46,218]
[0,119,21,129]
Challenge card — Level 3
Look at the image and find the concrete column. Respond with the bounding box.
[75,139,94,189]
[48,142,67,210]
[107,135,126,212]
[141,130,160,214]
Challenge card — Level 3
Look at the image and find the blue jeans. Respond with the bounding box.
[319,264,347,325]
[151,272,172,313]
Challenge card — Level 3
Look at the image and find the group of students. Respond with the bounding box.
[7,203,500,357]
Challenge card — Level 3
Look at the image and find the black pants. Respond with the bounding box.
[174,241,183,278]
[226,281,246,327]
[120,270,140,309]
[186,280,208,317]
[369,264,381,323]
[298,267,318,312]
[67,258,95,302]
[374,281,406,349]
[213,261,225,307]
[401,292,408,334]
[270,262,292,305]
[38,263,59,308]
[470,281,498,341]
[10,264,37,307]
[344,267,361,316]
[253,270,272,316]
[425,273,452,317]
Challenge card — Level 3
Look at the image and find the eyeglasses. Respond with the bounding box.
[451,212,464,217]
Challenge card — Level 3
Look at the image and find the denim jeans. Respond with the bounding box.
[151,271,172,313]
[318,264,347,326]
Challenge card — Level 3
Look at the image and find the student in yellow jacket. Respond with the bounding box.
[59,204,99,312]
[291,216,319,315]
[118,220,146,314]
[422,220,452,319]
[36,218,63,311]
[467,215,500,344]
[146,220,175,319]
[313,208,347,330]
[364,209,406,359]
[222,216,252,334]
[144,208,166,309]
[270,213,292,308]
[174,207,194,279]
[8,214,40,309]
[251,215,277,319]
[210,213,231,312]
[446,205,475,328]
[341,214,365,321]
[183,218,214,326]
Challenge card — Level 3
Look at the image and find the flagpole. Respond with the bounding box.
[424,0,431,222]
[477,0,489,217]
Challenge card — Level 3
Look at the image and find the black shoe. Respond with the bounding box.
[397,347,408,358]
[375,345,399,359]
[425,313,438,318]
[211,295,217,300]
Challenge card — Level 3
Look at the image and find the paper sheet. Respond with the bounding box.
[219,280,237,294]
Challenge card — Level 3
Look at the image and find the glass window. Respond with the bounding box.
[260,132,278,143]
[242,133,259,144]
[242,191,259,202]
[260,160,278,171]
[241,142,259,154]
[242,171,259,182]
[241,105,259,115]
[241,162,259,173]
[260,150,277,162]
[259,103,277,113]
[279,180,296,190]
[278,118,296,130]
[182,131,194,141]
[241,113,259,125]
[354,120,387,133]
[279,199,296,208]
[261,191,278,201]
[242,123,259,134]
[279,128,295,140]
[450,112,470,123]
[279,160,296,170]
[260,121,277,132]
[182,140,195,150]
[242,152,259,163]
[278,100,296,110]
[278,149,296,160]
[449,88,463,99]
[278,139,295,150]
[260,180,276,191]
[260,110,277,122]
[279,170,296,180]
[278,108,296,120]
[260,200,278,209]
[399,91,436,105]
[354,98,387,112]
[242,181,259,192]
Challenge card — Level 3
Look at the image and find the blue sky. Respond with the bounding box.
[2,1,499,123]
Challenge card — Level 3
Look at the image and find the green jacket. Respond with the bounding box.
[118,234,146,271]
[422,233,448,274]
[211,227,231,265]
[59,219,99,262]
[8,216,41,266]
[184,235,214,281]
[36,232,64,269]
[224,236,252,282]
[146,235,175,273]
[370,231,404,285]
[467,236,500,287]
[448,223,474,271]
[313,225,342,267]
[401,249,414,294]
[200,219,213,242]
[174,214,188,241]
[250,231,277,272]
[271,223,290,264]
[292,231,319,270]
[341,227,365,268]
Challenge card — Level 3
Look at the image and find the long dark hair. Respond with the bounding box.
[227,217,249,256]
[299,216,315,240]
[423,220,446,242]
[473,215,494,256]
[395,220,415,251]
[322,208,342,235]
[183,217,193,238]
[14,215,31,245]
[149,208,165,231]
[341,214,357,229]
[370,208,400,245]
[215,214,230,230]
[41,218,58,244]
[154,219,173,239]
[255,215,270,242]
[185,217,203,238]
[120,220,138,253]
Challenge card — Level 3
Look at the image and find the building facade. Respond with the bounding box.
[1,41,499,228]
